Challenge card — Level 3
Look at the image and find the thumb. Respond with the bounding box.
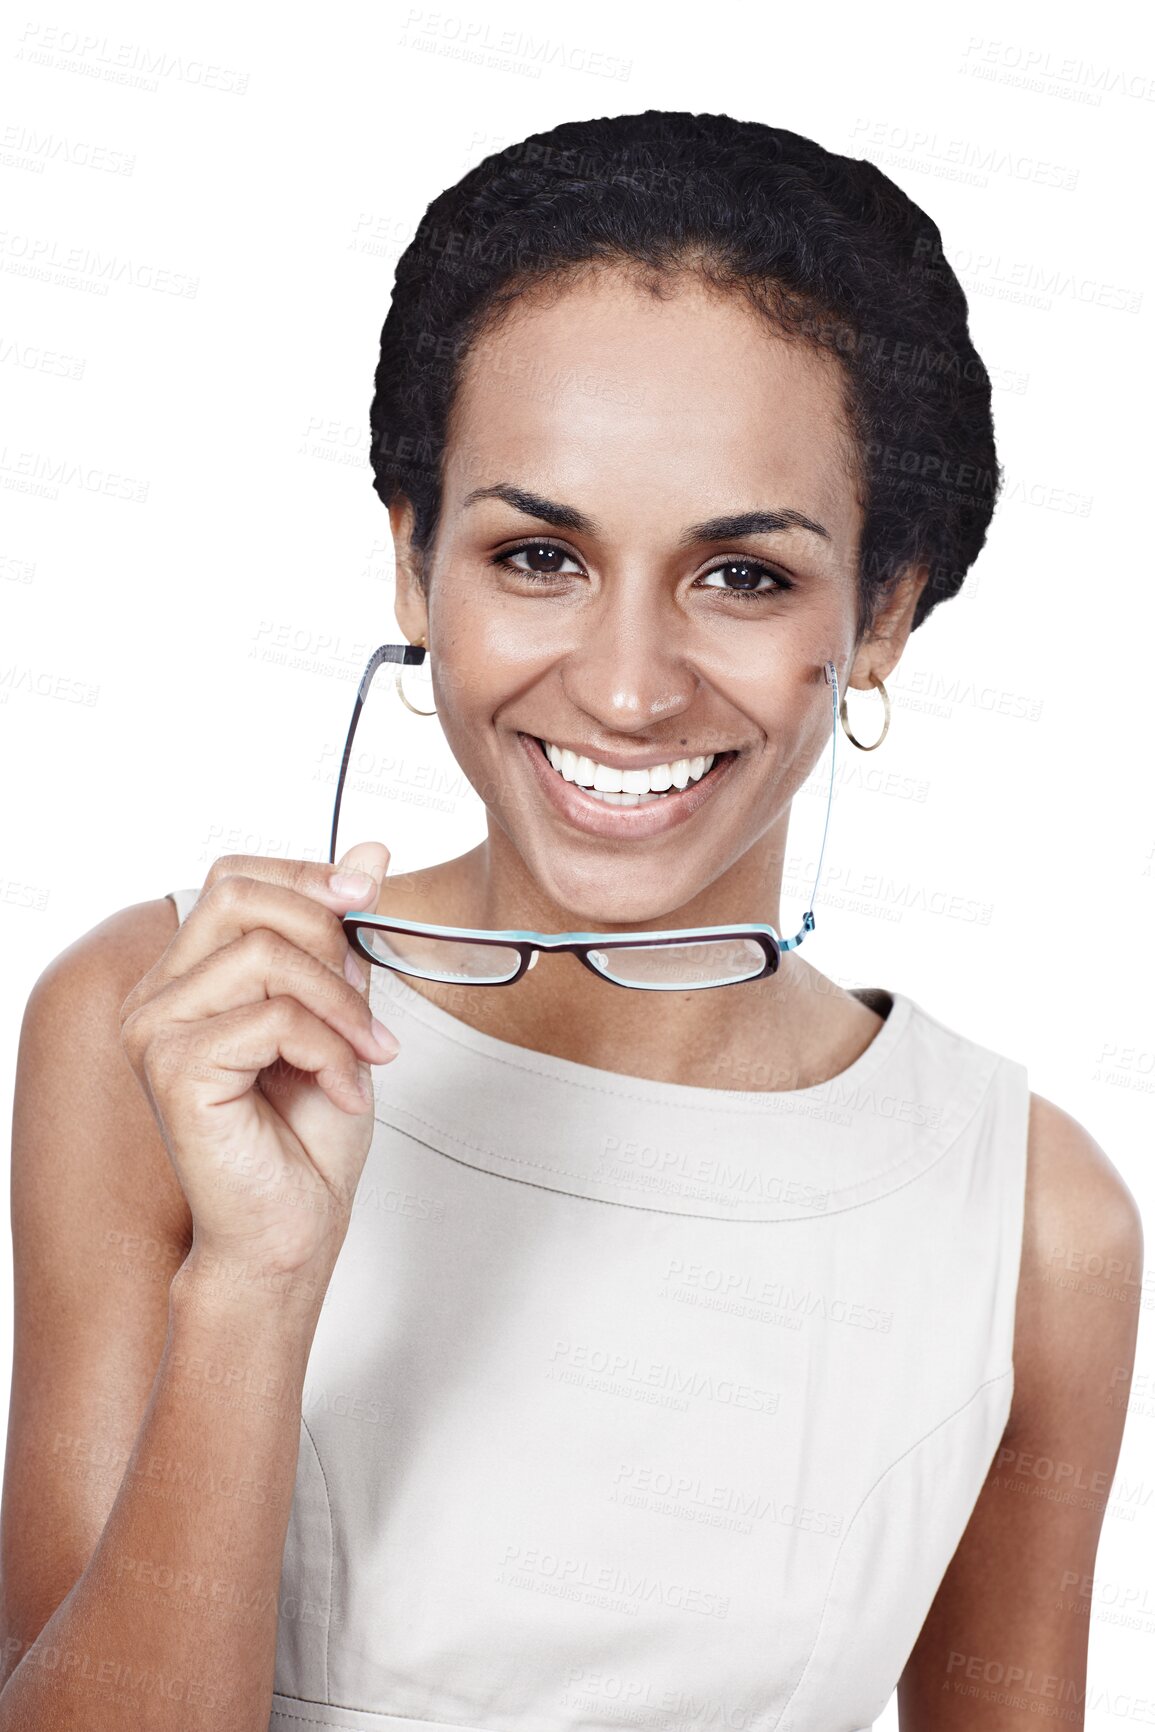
[333,839,391,900]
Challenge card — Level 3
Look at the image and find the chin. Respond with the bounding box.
[523,861,701,933]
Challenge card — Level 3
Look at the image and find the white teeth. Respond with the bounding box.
[585,788,671,806]
[542,739,718,795]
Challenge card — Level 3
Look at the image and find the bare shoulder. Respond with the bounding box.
[897,1091,1145,1722]
[22,894,194,1230]
[13,893,195,1288]
[1010,1089,1144,1438]
[27,891,195,1244]
[32,892,180,1005]
[41,891,180,987]
[1023,1089,1143,1250]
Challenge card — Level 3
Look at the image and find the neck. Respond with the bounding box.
[374,834,863,1091]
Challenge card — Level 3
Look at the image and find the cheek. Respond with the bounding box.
[434,623,560,722]
[433,587,507,678]
[424,655,512,792]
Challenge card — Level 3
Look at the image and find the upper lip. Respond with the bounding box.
[527,733,737,773]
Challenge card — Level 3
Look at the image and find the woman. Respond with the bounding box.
[2,112,1141,1732]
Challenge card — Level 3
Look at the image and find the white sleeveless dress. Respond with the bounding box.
[165,885,1030,1732]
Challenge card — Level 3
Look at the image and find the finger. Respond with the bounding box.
[142,995,377,1119]
[123,926,399,1070]
[202,846,390,914]
[331,838,392,991]
[329,840,392,913]
[127,871,380,1016]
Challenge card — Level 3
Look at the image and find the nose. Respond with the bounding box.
[557,589,701,737]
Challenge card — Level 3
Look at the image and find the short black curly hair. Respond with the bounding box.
[370,110,1002,641]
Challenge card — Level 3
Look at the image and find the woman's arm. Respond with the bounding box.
[898,1091,1145,1729]
[0,902,326,1731]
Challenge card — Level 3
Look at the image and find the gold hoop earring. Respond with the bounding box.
[839,672,890,750]
[396,638,437,717]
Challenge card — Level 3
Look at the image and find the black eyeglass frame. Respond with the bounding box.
[327,643,839,992]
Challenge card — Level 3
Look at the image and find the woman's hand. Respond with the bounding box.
[120,843,397,1288]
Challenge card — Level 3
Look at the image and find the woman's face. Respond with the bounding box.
[392,266,909,931]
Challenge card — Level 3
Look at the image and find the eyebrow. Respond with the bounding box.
[461,482,831,545]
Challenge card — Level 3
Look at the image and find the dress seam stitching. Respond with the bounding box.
[371,1049,1003,1221]
[299,1413,335,1704]
[773,1368,1015,1730]
[269,1695,491,1729]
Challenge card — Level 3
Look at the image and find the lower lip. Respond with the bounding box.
[517,732,740,840]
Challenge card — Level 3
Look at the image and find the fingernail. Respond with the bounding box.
[369,1017,399,1056]
[330,869,376,900]
[344,951,367,989]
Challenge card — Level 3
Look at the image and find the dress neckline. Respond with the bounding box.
[362,969,1004,1221]
[371,966,902,1107]
[165,886,996,1220]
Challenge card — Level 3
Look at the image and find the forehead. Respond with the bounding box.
[445,267,860,546]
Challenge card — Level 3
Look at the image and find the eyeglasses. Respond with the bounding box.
[327,644,839,992]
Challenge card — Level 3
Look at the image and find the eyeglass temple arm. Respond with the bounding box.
[328,643,427,866]
[778,657,840,953]
[328,647,840,943]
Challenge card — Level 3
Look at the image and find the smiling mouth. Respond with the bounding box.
[531,736,739,806]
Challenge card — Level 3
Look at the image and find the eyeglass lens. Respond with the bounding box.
[354,927,770,990]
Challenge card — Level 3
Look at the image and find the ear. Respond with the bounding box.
[389,496,430,647]
[847,562,930,690]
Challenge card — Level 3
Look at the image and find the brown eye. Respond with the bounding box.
[699,560,793,600]
[493,542,582,581]
[520,545,568,574]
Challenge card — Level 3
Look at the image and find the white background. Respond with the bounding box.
[1,0,1153,1720]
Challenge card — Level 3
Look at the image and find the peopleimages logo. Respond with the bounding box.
[15,23,250,95]
[611,1461,847,1538]
[547,1340,781,1416]
[660,1259,895,1333]
[850,118,1080,191]
[396,11,632,81]
[602,1135,832,1207]
[959,36,1155,105]
[496,1543,730,1619]
[912,234,1142,314]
